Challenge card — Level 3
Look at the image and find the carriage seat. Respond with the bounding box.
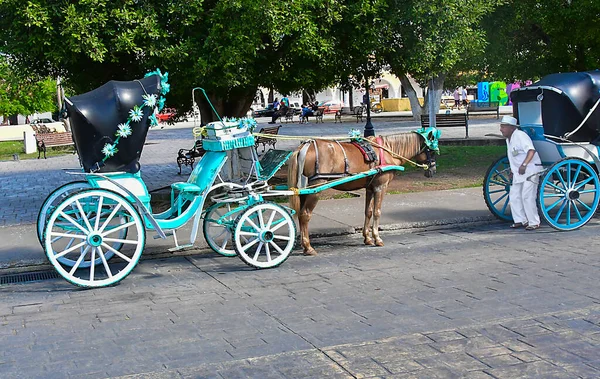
[171,182,204,194]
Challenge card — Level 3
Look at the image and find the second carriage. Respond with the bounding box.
[484,70,600,231]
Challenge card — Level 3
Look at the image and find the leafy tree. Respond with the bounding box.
[380,0,504,119]
[482,0,600,81]
[0,0,342,122]
[0,55,57,121]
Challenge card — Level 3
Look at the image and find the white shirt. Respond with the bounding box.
[506,129,542,183]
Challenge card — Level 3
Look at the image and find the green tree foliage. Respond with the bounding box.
[0,0,341,122]
[482,0,600,82]
[0,55,56,120]
[380,0,504,119]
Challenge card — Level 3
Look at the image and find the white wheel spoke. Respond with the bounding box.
[219,233,230,251]
[269,241,285,255]
[101,242,133,263]
[244,217,260,233]
[75,199,93,231]
[238,231,259,237]
[59,211,90,234]
[98,246,113,278]
[89,247,96,281]
[266,210,276,229]
[69,246,91,275]
[103,237,139,245]
[101,221,136,236]
[253,242,264,261]
[241,237,259,251]
[258,210,265,228]
[50,232,87,240]
[273,234,292,241]
[99,203,122,233]
[270,219,289,232]
[265,243,272,262]
[54,241,88,259]
[94,196,104,230]
[212,227,228,239]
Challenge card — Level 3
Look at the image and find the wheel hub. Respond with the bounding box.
[260,230,274,243]
[87,233,103,247]
[567,189,580,200]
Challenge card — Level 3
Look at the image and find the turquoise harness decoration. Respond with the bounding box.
[413,126,441,153]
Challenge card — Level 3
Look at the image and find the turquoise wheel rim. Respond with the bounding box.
[538,158,600,231]
[483,155,512,221]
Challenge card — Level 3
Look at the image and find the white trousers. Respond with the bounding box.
[510,179,540,226]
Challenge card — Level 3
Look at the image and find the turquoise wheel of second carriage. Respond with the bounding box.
[203,202,242,257]
[538,157,600,231]
[483,155,512,221]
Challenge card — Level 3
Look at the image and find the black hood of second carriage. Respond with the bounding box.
[511,71,600,142]
[66,75,161,173]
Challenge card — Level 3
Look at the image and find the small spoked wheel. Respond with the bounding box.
[203,202,243,257]
[538,157,600,231]
[44,189,146,287]
[483,155,512,221]
[37,181,89,246]
[233,202,296,269]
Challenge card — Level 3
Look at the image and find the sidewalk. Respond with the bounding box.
[0,117,503,274]
[0,187,496,273]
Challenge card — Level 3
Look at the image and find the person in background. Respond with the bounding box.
[269,100,288,124]
[500,115,543,230]
[280,95,289,108]
[272,98,280,111]
[300,104,312,123]
[461,87,468,108]
[453,87,460,110]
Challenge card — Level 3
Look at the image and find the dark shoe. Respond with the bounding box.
[525,224,540,231]
[267,121,275,124]
[509,222,528,228]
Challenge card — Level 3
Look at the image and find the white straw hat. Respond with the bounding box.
[501,115,519,127]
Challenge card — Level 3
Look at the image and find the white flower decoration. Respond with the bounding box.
[101,143,118,158]
[348,129,362,140]
[129,106,143,122]
[142,94,157,108]
[116,123,132,138]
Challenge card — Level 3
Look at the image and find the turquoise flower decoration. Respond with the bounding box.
[241,117,257,131]
[101,143,118,158]
[143,94,157,108]
[129,105,143,122]
[161,82,170,95]
[115,123,132,138]
[348,129,362,140]
[157,97,166,112]
[149,113,159,127]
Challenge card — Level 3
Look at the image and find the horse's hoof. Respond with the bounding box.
[303,248,318,256]
[375,240,385,247]
[364,238,375,246]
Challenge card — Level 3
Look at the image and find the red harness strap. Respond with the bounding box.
[376,136,387,166]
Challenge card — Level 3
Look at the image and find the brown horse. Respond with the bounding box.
[287,132,437,256]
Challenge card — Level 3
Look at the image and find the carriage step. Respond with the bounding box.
[171,182,204,194]
[168,244,194,252]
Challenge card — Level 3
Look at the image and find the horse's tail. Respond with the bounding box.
[287,149,301,218]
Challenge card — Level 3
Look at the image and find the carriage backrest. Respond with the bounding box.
[511,70,600,142]
[66,74,162,173]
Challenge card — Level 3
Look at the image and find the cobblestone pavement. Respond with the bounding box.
[2,221,600,378]
[0,118,500,227]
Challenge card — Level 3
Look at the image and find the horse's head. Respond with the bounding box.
[415,130,439,178]
[415,147,437,178]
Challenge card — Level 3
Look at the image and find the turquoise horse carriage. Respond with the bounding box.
[39,71,296,288]
[484,71,600,230]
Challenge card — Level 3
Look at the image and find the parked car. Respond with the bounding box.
[254,104,276,118]
[157,108,177,123]
[318,100,345,114]
[289,102,302,115]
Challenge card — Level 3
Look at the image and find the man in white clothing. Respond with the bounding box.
[500,115,543,230]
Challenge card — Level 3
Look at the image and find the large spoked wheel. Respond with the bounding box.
[233,202,296,269]
[538,157,600,231]
[44,189,146,288]
[483,155,512,221]
[203,202,243,257]
[37,181,89,245]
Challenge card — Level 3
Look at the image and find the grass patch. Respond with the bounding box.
[0,140,75,161]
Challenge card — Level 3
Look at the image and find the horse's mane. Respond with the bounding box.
[377,132,422,159]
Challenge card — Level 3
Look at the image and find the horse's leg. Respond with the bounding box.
[372,184,389,247]
[363,187,375,245]
[298,193,320,256]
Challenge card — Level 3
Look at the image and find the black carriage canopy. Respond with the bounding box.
[510,70,600,143]
[65,74,162,173]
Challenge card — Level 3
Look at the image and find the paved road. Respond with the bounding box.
[0,117,502,227]
[2,221,600,378]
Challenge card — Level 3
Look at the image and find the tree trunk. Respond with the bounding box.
[302,89,317,105]
[195,87,257,124]
[400,73,446,121]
